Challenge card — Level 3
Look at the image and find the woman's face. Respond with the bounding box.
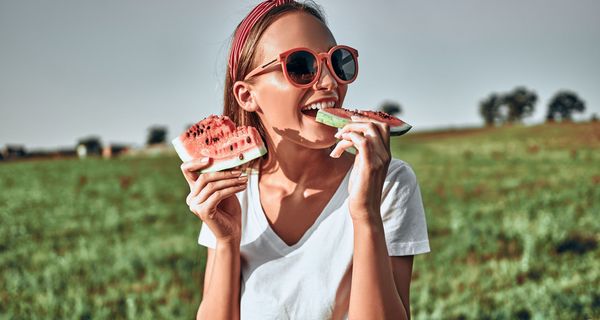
[246,11,348,150]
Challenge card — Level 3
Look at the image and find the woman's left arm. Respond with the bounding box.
[392,255,415,320]
[330,117,412,320]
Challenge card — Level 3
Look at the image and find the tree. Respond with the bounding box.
[503,86,537,123]
[379,100,402,116]
[479,87,537,125]
[479,93,501,126]
[546,91,585,122]
[147,126,168,145]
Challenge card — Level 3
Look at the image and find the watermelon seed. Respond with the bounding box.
[239,153,244,160]
[230,145,233,151]
[246,136,251,143]
[200,129,203,134]
[205,138,209,144]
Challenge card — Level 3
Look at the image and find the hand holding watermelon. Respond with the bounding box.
[180,158,246,243]
[173,115,267,242]
[329,112,394,221]
[315,107,411,220]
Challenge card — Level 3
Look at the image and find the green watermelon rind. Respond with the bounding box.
[198,145,267,173]
[171,136,267,173]
[315,110,351,129]
[316,108,412,136]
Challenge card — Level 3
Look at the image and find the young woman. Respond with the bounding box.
[179,1,430,319]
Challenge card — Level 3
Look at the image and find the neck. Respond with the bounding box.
[259,132,353,190]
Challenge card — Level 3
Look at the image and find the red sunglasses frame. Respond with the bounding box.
[243,45,359,88]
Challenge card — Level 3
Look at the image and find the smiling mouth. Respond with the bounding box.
[301,109,319,117]
[300,100,337,118]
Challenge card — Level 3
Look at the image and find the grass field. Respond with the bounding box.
[1,122,599,319]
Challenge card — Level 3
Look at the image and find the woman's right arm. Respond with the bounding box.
[179,158,246,320]
[197,243,241,320]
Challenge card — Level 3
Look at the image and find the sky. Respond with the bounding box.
[1,0,599,150]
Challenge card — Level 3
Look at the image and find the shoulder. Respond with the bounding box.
[384,158,419,189]
[387,158,415,175]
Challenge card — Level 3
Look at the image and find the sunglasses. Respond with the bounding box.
[244,45,359,88]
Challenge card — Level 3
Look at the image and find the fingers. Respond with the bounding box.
[334,123,389,157]
[351,115,390,134]
[200,184,248,219]
[330,139,354,158]
[193,175,248,205]
[339,131,372,158]
[338,116,390,150]
[189,169,243,195]
[338,131,390,172]
[186,169,247,218]
[180,157,211,188]
[354,116,390,148]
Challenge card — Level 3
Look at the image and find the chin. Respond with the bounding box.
[296,133,338,150]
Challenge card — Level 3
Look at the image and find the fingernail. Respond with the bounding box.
[231,170,241,176]
[238,175,248,180]
[329,150,339,158]
[201,157,209,163]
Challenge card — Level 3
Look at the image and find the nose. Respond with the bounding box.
[313,58,338,90]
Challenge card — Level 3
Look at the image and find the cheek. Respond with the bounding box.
[264,94,302,117]
[338,85,348,102]
[258,77,304,113]
[263,73,290,91]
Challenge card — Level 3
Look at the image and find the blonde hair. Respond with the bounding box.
[223,1,327,170]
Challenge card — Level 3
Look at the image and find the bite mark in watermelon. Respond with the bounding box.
[171,115,267,173]
[315,107,412,136]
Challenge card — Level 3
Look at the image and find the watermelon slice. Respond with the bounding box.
[316,108,412,136]
[171,115,267,173]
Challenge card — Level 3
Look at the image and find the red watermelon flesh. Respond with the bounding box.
[171,115,267,173]
[316,107,412,136]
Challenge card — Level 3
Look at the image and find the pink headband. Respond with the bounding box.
[228,0,294,81]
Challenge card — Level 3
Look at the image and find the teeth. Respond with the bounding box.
[302,101,336,111]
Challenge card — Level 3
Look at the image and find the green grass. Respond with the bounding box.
[0,156,202,319]
[1,122,599,319]
[396,122,600,319]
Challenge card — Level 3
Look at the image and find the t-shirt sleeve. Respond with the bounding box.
[198,222,217,249]
[380,159,431,256]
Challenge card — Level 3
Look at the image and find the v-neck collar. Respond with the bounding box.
[250,166,352,256]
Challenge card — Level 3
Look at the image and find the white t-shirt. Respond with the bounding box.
[198,158,430,320]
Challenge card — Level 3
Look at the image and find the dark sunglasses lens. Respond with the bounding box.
[285,51,317,85]
[331,48,357,81]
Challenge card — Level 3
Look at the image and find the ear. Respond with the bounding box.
[233,81,259,113]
